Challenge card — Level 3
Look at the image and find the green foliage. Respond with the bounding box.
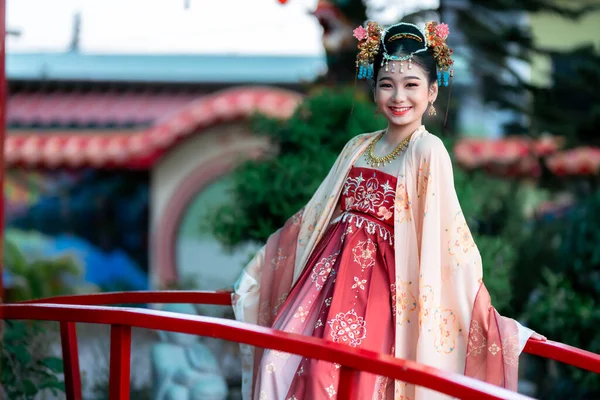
[1,240,85,399]
[515,190,600,398]
[205,88,385,249]
[4,238,84,302]
[1,321,65,400]
[455,1,600,134]
[532,47,600,145]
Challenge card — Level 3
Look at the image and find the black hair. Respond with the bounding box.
[372,23,437,85]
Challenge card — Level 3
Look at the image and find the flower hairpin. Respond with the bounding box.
[425,21,454,86]
[354,22,382,80]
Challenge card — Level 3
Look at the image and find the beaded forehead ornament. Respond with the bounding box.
[353,21,454,86]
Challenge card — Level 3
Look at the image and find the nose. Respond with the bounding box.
[392,88,407,103]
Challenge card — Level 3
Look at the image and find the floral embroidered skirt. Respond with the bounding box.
[255,211,396,400]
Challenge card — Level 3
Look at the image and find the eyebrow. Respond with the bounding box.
[377,75,422,82]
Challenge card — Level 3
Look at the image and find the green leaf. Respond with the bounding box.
[13,345,32,365]
[22,379,37,396]
[41,357,64,373]
[39,379,66,392]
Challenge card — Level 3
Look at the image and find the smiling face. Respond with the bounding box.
[374,61,438,135]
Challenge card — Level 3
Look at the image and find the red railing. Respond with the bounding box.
[3,290,600,399]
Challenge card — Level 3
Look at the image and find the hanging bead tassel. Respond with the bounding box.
[391,62,395,73]
[400,62,404,73]
[408,58,412,70]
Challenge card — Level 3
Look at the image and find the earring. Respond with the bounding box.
[428,102,436,116]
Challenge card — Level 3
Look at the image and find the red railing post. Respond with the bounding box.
[109,325,131,399]
[337,366,359,399]
[60,322,82,400]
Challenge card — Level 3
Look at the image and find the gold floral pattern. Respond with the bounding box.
[394,182,412,224]
[352,239,376,269]
[352,276,368,290]
[434,308,458,354]
[394,382,411,400]
[326,384,337,398]
[328,309,367,347]
[374,375,390,400]
[502,332,519,366]
[310,251,340,291]
[466,320,487,357]
[417,160,431,198]
[391,279,417,325]
[342,169,396,223]
[418,284,435,330]
[272,293,289,317]
[271,247,287,271]
[448,211,476,259]
[489,342,501,356]
[293,306,309,322]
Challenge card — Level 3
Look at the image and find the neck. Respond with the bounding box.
[384,120,423,146]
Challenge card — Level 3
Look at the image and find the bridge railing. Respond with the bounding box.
[4,290,600,399]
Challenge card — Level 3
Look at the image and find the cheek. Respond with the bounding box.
[374,89,388,105]
[409,89,431,107]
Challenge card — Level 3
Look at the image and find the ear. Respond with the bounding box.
[429,81,439,103]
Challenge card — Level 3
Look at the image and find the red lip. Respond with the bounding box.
[388,106,412,116]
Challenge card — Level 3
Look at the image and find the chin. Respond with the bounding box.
[385,113,417,126]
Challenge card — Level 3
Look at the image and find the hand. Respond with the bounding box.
[530,332,547,341]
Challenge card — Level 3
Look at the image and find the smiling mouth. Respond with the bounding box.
[388,106,412,116]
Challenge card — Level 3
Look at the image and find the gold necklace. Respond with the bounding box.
[364,132,412,168]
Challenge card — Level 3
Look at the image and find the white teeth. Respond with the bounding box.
[391,107,411,111]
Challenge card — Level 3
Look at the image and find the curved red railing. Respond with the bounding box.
[20,290,600,375]
[21,290,233,307]
[4,290,600,399]
[2,302,530,400]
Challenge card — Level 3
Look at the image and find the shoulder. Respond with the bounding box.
[411,129,451,161]
[349,131,381,146]
[340,131,381,155]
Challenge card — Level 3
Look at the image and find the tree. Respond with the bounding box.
[452,0,600,135]
[204,88,384,248]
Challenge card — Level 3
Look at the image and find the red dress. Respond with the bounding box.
[256,167,397,399]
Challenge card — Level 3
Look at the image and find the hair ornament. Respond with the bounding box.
[424,21,454,86]
[353,20,454,86]
[353,21,383,80]
[388,32,423,43]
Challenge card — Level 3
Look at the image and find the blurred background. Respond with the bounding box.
[1,0,600,399]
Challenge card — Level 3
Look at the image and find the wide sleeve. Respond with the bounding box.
[412,135,533,391]
[231,132,376,400]
[231,132,377,327]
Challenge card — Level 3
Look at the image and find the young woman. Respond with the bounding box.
[231,20,545,400]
